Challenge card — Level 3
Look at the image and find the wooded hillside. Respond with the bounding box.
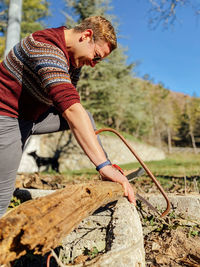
[1,0,199,150]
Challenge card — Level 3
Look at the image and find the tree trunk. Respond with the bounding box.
[4,0,22,56]
[0,181,126,265]
[167,127,172,154]
[189,131,197,154]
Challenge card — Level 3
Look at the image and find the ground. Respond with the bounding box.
[6,152,200,266]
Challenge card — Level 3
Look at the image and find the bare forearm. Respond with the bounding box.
[62,103,107,166]
[62,103,136,205]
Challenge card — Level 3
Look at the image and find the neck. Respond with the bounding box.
[64,28,77,52]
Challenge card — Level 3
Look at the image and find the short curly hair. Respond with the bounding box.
[73,16,117,51]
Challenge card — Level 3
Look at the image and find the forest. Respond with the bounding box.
[1,0,200,151]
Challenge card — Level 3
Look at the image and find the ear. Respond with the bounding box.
[80,29,93,42]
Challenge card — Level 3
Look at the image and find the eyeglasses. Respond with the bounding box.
[92,38,102,63]
[92,55,102,63]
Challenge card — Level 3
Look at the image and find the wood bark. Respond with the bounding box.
[167,126,172,154]
[189,131,197,154]
[0,181,126,265]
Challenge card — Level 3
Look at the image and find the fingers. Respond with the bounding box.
[128,184,136,206]
[98,165,136,205]
[122,180,136,206]
[123,180,128,196]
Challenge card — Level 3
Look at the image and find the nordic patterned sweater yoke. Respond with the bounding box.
[0,26,81,121]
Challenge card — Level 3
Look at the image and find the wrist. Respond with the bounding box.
[96,160,112,171]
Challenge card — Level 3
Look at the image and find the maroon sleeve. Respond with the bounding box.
[31,27,81,113]
[48,83,80,114]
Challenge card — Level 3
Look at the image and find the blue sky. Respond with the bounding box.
[46,0,200,97]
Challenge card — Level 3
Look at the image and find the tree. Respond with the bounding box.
[64,0,112,27]
[4,0,22,56]
[0,0,49,59]
[0,2,7,30]
[0,1,7,59]
[166,95,183,151]
[147,0,200,29]
[63,0,136,131]
[124,78,153,139]
[78,47,135,130]
[158,91,175,153]
[20,0,49,39]
[136,81,170,147]
[185,97,200,152]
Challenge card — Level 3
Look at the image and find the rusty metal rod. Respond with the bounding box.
[95,128,171,217]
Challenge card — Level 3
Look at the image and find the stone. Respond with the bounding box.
[18,135,40,173]
[144,194,200,220]
[10,188,145,266]
[61,198,145,267]
[18,133,165,173]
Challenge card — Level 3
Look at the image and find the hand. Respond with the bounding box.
[99,165,136,206]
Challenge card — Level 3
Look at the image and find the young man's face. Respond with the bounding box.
[70,30,111,68]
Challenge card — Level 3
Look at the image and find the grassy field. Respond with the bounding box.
[122,152,200,177]
[63,152,200,177]
[60,152,200,193]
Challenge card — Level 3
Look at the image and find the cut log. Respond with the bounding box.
[0,181,126,265]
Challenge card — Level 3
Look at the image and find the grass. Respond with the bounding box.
[41,152,200,192]
[59,152,200,192]
[120,152,200,177]
[62,152,200,178]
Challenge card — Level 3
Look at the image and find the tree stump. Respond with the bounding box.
[0,181,126,265]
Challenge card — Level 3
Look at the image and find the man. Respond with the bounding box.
[0,16,135,218]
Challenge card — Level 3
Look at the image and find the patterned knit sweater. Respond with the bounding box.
[0,26,81,121]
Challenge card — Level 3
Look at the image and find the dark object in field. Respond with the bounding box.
[28,151,60,172]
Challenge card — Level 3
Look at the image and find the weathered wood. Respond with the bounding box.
[0,181,125,265]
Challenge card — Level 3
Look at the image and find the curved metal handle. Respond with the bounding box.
[95,128,171,217]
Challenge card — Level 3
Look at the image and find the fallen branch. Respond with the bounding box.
[0,181,126,265]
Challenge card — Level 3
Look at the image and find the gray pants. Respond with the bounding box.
[0,107,101,218]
